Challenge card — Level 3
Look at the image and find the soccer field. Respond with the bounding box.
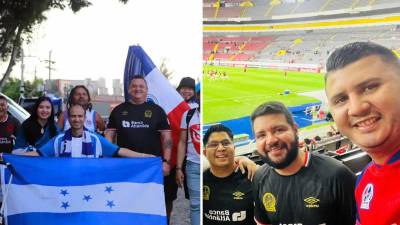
[203,65,325,124]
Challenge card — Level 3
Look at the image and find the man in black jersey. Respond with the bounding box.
[251,101,356,225]
[203,124,255,225]
[105,75,174,222]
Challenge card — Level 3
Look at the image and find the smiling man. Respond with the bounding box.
[203,124,255,225]
[325,42,400,225]
[104,75,175,223]
[251,101,356,225]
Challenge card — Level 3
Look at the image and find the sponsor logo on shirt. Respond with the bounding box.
[121,110,128,116]
[232,191,245,200]
[304,196,320,208]
[205,210,247,222]
[144,110,152,118]
[361,183,374,210]
[0,137,11,144]
[121,120,150,128]
[203,185,210,200]
[232,211,246,221]
[204,210,231,222]
[262,192,276,212]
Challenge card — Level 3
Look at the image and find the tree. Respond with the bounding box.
[159,57,174,80]
[2,77,20,101]
[0,0,128,90]
[2,77,45,101]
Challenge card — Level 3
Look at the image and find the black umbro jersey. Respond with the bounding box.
[253,152,356,225]
[203,169,255,225]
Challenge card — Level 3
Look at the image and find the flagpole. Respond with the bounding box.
[0,161,13,225]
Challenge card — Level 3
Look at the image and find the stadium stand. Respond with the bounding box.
[203,0,400,21]
[204,24,400,65]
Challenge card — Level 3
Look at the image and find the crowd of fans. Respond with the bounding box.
[0,76,200,225]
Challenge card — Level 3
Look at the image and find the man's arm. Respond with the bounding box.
[23,151,40,156]
[95,112,106,133]
[57,112,65,130]
[117,148,155,158]
[104,129,116,143]
[235,156,258,181]
[160,130,172,176]
[175,130,187,187]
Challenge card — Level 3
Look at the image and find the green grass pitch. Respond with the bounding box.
[203,65,325,124]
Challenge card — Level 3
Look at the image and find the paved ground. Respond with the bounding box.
[170,187,190,225]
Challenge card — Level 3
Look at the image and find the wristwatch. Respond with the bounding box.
[162,159,170,165]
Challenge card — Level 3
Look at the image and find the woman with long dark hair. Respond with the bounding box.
[13,96,60,152]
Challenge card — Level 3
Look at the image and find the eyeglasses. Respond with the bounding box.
[206,140,233,150]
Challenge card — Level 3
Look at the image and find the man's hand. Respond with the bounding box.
[235,156,258,181]
[175,168,185,187]
[162,162,170,176]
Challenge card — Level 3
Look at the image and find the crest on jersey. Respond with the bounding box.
[361,183,374,210]
[262,192,276,212]
[144,110,152,118]
[203,185,210,201]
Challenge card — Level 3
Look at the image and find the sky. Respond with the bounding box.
[4,0,202,93]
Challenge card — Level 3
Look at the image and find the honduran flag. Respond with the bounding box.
[123,45,190,168]
[0,154,166,225]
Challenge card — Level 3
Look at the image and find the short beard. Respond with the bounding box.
[261,136,299,169]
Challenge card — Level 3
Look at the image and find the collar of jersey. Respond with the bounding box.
[381,148,400,166]
[303,150,311,167]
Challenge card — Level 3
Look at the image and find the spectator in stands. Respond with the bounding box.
[313,135,321,142]
[203,124,256,225]
[251,101,356,225]
[303,138,314,151]
[58,85,105,134]
[325,42,400,225]
[13,96,60,153]
[25,104,153,158]
[0,96,20,153]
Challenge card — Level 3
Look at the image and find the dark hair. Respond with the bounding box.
[0,95,7,102]
[129,75,147,87]
[325,42,400,81]
[304,138,311,145]
[314,135,321,141]
[23,96,57,145]
[177,77,195,91]
[67,104,85,117]
[203,124,234,146]
[67,85,92,111]
[251,101,295,127]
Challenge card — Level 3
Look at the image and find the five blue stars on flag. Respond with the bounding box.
[59,186,117,210]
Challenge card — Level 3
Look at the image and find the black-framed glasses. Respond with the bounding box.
[206,140,233,150]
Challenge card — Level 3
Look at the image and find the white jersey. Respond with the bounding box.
[64,109,97,132]
[180,108,200,164]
